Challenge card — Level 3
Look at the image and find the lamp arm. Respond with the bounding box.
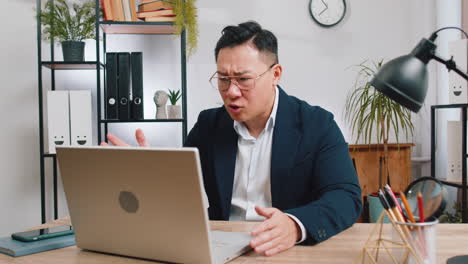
[431,53,468,81]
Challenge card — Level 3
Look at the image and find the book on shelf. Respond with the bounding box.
[144,16,176,22]
[129,0,138,21]
[138,0,173,12]
[112,0,125,21]
[100,0,114,21]
[137,8,174,18]
[122,0,132,21]
[101,0,138,21]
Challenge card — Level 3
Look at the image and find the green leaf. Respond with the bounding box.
[168,89,182,105]
[170,0,198,57]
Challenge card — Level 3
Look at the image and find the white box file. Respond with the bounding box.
[69,90,92,146]
[447,121,462,182]
[47,91,70,154]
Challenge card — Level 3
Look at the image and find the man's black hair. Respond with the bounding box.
[214,21,278,64]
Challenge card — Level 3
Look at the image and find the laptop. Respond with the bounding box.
[56,146,252,264]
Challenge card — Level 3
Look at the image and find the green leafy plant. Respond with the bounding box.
[344,60,414,189]
[168,89,182,105]
[171,0,199,56]
[39,0,97,42]
[439,202,462,223]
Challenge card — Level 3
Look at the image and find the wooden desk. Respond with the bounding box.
[1,218,467,263]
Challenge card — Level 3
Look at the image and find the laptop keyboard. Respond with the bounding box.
[211,239,230,249]
[209,231,251,250]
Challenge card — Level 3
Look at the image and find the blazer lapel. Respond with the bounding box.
[271,87,302,209]
[213,109,238,219]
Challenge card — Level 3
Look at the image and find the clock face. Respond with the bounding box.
[309,0,346,27]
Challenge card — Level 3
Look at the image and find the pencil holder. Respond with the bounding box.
[356,211,425,264]
[394,217,438,264]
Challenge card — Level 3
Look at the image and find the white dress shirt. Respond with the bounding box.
[228,87,307,243]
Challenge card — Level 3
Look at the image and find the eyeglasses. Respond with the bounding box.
[209,64,276,92]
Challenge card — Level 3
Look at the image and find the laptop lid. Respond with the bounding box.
[57,146,215,264]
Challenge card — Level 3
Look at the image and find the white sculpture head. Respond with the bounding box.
[153,90,169,106]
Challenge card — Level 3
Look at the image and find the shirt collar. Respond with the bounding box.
[233,86,279,138]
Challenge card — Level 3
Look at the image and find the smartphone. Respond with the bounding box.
[11,225,74,242]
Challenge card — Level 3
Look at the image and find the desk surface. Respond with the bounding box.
[1,217,467,263]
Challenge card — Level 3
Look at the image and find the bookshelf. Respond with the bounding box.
[36,0,188,224]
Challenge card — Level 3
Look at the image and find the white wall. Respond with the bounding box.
[0,0,42,237]
[435,0,462,180]
[434,0,463,214]
[0,0,439,236]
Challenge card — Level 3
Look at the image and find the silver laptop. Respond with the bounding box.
[56,146,252,264]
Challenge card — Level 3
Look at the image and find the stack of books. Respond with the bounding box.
[137,0,175,22]
[101,0,175,22]
[101,0,138,21]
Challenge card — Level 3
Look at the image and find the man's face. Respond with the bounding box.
[216,43,279,123]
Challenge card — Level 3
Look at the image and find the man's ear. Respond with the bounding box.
[272,64,283,87]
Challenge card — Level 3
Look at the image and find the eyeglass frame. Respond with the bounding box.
[209,63,277,92]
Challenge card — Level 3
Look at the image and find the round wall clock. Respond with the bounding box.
[309,0,347,27]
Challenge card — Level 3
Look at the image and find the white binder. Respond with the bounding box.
[69,90,92,146]
[447,121,462,182]
[47,91,70,154]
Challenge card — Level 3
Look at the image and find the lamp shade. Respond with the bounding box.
[370,55,429,113]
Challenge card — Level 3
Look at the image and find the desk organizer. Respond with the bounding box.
[356,211,425,264]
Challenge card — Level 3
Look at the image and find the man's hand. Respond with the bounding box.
[100,128,149,147]
[250,206,301,256]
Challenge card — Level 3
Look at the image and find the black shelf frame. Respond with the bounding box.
[35,0,188,224]
[95,1,188,144]
[37,0,60,223]
[431,104,468,223]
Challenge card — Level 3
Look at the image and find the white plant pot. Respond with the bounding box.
[167,105,182,119]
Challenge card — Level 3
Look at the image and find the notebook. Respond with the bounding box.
[0,234,75,257]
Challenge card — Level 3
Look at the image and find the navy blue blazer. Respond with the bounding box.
[185,87,362,245]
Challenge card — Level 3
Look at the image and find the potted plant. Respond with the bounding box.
[345,60,414,222]
[439,202,462,223]
[39,0,97,61]
[167,89,182,119]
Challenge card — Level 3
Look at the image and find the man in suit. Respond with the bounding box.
[103,21,361,256]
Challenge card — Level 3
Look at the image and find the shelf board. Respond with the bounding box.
[42,61,104,70]
[101,119,184,123]
[100,21,177,35]
[43,153,56,158]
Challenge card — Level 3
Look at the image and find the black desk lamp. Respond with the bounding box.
[370,27,468,113]
[370,27,468,264]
